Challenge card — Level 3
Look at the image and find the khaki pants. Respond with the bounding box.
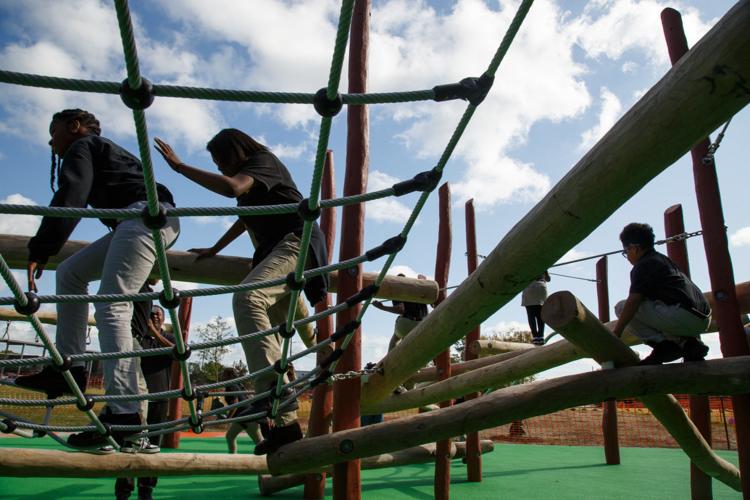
[232,233,302,426]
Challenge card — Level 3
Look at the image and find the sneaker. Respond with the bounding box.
[532,338,544,346]
[15,365,87,398]
[682,337,709,362]
[68,409,141,448]
[638,340,683,365]
[253,421,303,455]
[121,434,160,454]
[137,488,154,500]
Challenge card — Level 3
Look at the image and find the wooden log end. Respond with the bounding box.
[541,291,582,329]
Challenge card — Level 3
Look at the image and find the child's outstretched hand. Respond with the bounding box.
[154,137,183,172]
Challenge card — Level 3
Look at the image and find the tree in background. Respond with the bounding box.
[195,316,233,384]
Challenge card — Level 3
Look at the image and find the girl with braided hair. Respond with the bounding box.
[16,109,180,451]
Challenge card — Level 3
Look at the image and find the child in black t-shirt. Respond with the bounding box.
[155,130,328,455]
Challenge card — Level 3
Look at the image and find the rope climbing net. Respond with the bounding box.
[0,0,534,452]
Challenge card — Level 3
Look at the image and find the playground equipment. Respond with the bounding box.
[1,0,749,499]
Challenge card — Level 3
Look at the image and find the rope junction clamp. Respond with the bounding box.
[433,73,495,106]
[119,77,155,110]
[313,88,344,117]
[13,292,40,315]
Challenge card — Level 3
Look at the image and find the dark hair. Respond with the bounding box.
[49,109,101,192]
[206,128,267,168]
[619,223,655,249]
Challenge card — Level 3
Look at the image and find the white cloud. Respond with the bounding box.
[621,61,638,73]
[487,320,529,335]
[0,194,42,236]
[579,87,623,150]
[730,227,750,247]
[192,216,235,230]
[366,170,414,224]
[555,248,590,266]
[574,0,714,66]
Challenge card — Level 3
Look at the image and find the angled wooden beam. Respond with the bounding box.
[542,290,742,491]
[267,357,750,484]
[0,234,438,304]
[258,441,494,496]
[360,0,750,405]
[0,307,173,333]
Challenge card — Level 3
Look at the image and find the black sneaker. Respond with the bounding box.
[15,365,87,398]
[638,340,683,365]
[68,409,141,448]
[682,337,709,362]
[253,421,303,456]
[532,338,545,346]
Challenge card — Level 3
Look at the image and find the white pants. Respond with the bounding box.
[615,299,710,344]
[55,201,179,414]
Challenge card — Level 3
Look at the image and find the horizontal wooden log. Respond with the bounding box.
[0,449,268,477]
[360,1,750,406]
[542,290,741,491]
[365,280,750,413]
[468,339,535,356]
[257,441,494,495]
[269,357,750,476]
[0,234,438,304]
[0,307,173,333]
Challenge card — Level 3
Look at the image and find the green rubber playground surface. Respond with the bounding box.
[0,437,742,499]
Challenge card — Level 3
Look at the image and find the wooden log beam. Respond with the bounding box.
[468,339,535,357]
[0,234,438,304]
[0,307,173,333]
[0,449,268,477]
[364,281,750,414]
[360,0,750,406]
[258,441,495,496]
[542,291,742,491]
[267,357,750,479]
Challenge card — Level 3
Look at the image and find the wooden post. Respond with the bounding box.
[434,182,453,499]
[333,1,369,497]
[661,8,750,498]
[360,1,750,406]
[463,199,482,482]
[542,291,742,491]
[161,296,192,449]
[597,256,620,465]
[664,203,713,499]
[304,150,337,499]
[468,340,535,356]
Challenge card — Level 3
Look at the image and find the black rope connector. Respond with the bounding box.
[159,288,181,309]
[76,397,95,412]
[278,322,296,340]
[141,203,168,230]
[346,285,380,307]
[119,77,155,110]
[297,198,322,221]
[330,320,361,342]
[172,344,191,362]
[1,419,17,434]
[339,438,355,454]
[285,272,306,291]
[189,415,204,434]
[366,235,406,261]
[52,356,73,373]
[181,387,197,401]
[392,168,442,196]
[313,87,343,117]
[310,370,332,388]
[273,359,287,374]
[433,73,494,106]
[13,292,40,316]
[321,348,345,369]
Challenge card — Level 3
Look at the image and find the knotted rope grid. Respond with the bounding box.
[0,0,534,451]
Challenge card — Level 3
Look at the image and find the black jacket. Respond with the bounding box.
[28,135,174,264]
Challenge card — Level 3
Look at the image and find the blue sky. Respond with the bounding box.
[0,0,747,379]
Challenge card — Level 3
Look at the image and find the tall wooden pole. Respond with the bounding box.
[304,151,337,499]
[333,1,369,498]
[463,199,482,481]
[664,203,713,499]
[161,296,193,449]
[661,9,750,498]
[596,256,620,465]
[433,183,453,499]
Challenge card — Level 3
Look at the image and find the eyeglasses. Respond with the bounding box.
[621,244,636,257]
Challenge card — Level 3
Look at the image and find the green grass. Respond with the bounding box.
[0,437,743,499]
